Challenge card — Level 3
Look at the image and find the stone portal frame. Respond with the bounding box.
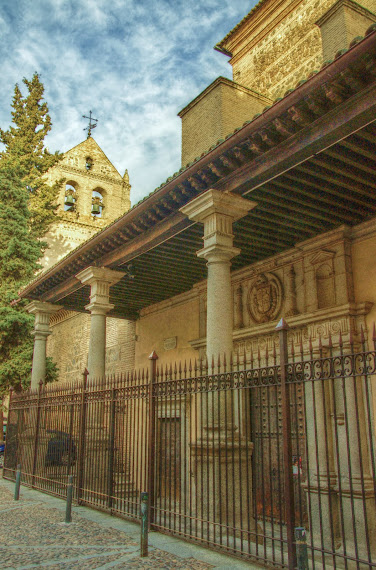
[156,396,189,506]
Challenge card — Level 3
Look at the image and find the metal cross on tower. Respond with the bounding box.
[82,111,98,138]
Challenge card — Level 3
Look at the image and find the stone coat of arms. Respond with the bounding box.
[248,273,283,323]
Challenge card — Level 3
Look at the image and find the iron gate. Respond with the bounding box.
[3,324,376,568]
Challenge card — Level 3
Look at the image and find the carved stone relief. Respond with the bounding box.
[247,272,283,324]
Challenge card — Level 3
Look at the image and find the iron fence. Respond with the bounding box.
[3,324,376,568]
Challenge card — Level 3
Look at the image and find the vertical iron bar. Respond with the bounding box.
[147,351,158,528]
[276,318,296,569]
[67,388,75,479]
[14,464,21,500]
[31,380,43,488]
[140,492,149,557]
[76,369,88,505]
[295,527,309,569]
[107,386,116,509]
[65,475,74,523]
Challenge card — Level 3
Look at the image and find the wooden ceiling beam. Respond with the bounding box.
[354,129,376,146]
[339,139,376,162]
[236,217,304,240]
[253,204,327,232]
[256,186,350,223]
[234,223,293,244]
[269,176,359,216]
[309,155,376,190]
[293,165,376,204]
[324,147,376,177]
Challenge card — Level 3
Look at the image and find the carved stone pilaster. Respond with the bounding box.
[285,264,298,317]
[234,282,244,329]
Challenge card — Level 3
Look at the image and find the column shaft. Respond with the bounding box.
[206,258,233,361]
[76,267,125,381]
[31,333,49,389]
[87,313,107,381]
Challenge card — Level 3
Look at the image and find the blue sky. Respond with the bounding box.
[0,1,257,204]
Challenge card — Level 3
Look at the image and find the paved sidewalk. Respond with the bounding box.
[0,477,265,569]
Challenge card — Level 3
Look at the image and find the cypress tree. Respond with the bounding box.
[0,74,61,394]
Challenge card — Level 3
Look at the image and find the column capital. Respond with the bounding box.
[26,301,63,334]
[197,244,241,264]
[26,300,63,316]
[27,301,62,390]
[180,188,256,224]
[75,266,125,288]
[76,266,125,312]
[85,302,115,315]
[181,189,256,262]
[32,330,52,340]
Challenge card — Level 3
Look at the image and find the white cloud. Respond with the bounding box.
[0,0,256,204]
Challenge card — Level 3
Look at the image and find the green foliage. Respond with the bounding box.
[0,73,63,240]
[0,74,60,394]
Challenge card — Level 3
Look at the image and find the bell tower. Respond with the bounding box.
[42,137,131,270]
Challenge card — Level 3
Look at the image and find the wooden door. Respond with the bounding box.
[156,417,181,503]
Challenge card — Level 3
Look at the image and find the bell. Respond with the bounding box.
[65,194,75,207]
[92,203,101,215]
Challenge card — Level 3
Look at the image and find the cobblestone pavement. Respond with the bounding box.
[0,478,263,569]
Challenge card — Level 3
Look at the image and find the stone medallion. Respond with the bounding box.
[247,272,283,323]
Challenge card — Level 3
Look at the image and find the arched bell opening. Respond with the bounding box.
[64,182,78,212]
[91,188,105,217]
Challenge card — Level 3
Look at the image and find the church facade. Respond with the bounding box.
[15,0,376,567]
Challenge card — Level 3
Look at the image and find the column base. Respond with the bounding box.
[190,436,262,545]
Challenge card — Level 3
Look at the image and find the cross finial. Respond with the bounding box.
[82,110,98,138]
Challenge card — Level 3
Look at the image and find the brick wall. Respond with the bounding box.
[179,78,271,166]
[47,312,136,384]
[317,0,376,61]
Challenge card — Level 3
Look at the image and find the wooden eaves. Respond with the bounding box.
[20,28,376,320]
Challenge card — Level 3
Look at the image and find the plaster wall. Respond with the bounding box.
[134,294,200,370]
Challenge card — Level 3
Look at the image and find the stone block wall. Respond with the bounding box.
[218,0,376,100]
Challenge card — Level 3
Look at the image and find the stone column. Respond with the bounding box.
[181,189,258,541]
[27,301,62,389]
[181,189,256,363]
[76,267,125,381]
[75,267,125,498]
